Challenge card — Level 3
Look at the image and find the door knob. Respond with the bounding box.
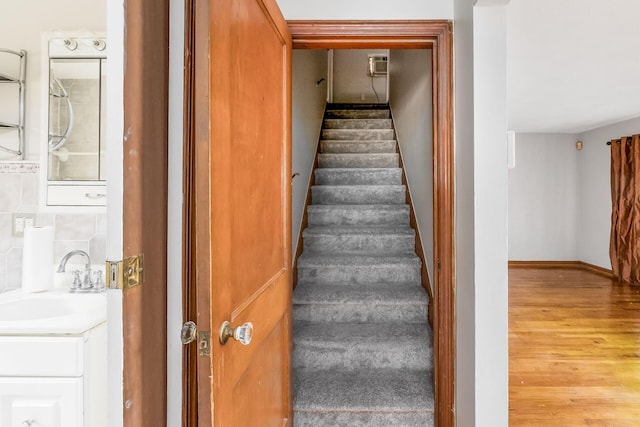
[181,321,197,345]
[219,321,253,345]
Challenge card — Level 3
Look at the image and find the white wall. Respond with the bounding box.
[105,0,124,425]
[388,49,434,287]
[0,0,106,161]
[167,0,185,424]
[578,117,640,269]
[292,50,328,256]
[333,50,387,104]
[508,118,640,269]
[453,0,476,424]
[275,0,453,20]
[472,4,509,426]
[508,133,580,261]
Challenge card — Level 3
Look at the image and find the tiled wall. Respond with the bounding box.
[0,163,106,291]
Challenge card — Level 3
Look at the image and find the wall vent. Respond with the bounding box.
[368,55,388,77]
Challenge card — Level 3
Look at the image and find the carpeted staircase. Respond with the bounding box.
[293,104,435,426]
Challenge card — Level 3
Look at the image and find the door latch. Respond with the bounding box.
[181,321,211,356]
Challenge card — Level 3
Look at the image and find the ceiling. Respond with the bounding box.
[506,0,640,134]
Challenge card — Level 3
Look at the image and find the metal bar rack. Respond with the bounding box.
[0,48,27,159]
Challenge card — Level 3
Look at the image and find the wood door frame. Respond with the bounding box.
[182,0,214,424]
[121,0,170,425]
[181,0,199,425]
[287,20,455,427]
[182,17,454,427]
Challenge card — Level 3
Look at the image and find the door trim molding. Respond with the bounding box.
[122,0,170,425]
[182,0,198,425]
[182,0,214,424]
[288,20,455,427]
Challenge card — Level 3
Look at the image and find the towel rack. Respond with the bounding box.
[0,48,27,159]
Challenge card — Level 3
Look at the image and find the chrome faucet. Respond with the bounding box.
[57,250,91,273]
[57,250,103,292]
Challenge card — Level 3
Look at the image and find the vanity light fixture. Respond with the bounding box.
[92,39,106,51]
[78,38,103,50]
[64,39,78,51]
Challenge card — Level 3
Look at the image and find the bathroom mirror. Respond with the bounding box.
[43,37,107,207]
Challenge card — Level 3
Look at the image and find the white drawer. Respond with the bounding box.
[0,377,83,427]
[47,184,107,206]
[0,336,84,377]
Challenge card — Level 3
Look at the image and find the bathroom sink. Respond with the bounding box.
[0,297,75,321]
[0,290,106,334]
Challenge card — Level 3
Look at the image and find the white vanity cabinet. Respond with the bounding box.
[0,323,107,427]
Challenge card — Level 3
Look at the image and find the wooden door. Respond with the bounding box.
[196,0,292,425]
[122,0,169,425]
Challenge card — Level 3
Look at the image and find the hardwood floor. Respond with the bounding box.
[509,267,640,426]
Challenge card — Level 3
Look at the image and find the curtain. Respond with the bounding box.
[610,134,640,284]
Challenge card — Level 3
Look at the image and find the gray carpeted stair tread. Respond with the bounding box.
[307,204,410,226]
[318,153,399,168]
[311,185,406,205]
[303,224,415,236]
[311,184,405,190]
[315,168,402,185]
[326,103,389,110]
[320,140,397,154]
[322,129,395,141]
[298,253,421,268]
[297,253,421,283]
[327,102,389,111]
[302,223,415,253]
[293,281,427,305]
[321,139,396,143]
[323,118,393,129]
[294,320,430,341]
[293,411,434,427]
[325,109,391,119]
[294,368,434,412]
[294,321,432,370]
[293,282,428,323]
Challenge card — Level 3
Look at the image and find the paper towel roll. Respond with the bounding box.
[22,226,54,293]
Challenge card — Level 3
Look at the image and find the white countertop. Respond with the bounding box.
[0,289,107,335]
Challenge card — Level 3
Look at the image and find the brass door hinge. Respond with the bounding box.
[106,254,144,290]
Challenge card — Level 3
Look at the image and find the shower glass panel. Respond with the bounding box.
[48,58,104,181]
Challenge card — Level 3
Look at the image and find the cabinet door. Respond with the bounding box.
[0,377,82,427]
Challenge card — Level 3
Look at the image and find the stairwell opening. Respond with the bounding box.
[291,49,436,425]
